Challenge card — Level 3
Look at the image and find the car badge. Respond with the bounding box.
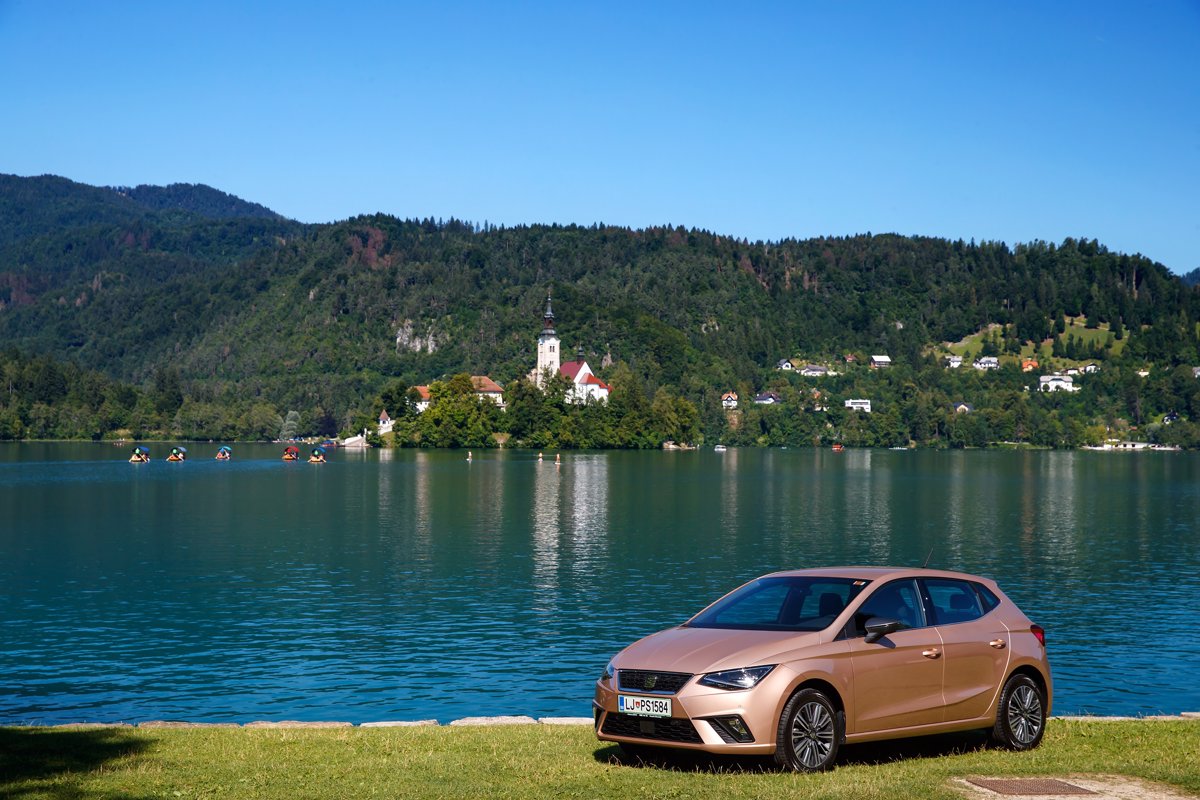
[643,675,657,690]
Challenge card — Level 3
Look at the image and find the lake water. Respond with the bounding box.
[1,443,1197,724]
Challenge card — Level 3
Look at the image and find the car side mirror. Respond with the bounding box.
[864,616,903,643]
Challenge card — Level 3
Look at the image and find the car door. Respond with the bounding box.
[923,578,1011,722]
[846,579,945,733]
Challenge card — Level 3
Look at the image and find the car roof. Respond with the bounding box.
[761,566,998,585]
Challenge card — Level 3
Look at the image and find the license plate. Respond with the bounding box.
[618,694,672,717]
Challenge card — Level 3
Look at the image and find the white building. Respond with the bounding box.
[973,356,1000,370]
[722,391,739,409]
[870,355,892,369]
[844,399,872,413]
[1039,374,1078,393]
[528,293,610,403]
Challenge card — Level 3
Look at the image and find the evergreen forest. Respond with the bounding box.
[3,173,1200,449]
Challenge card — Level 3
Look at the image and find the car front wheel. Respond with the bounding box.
[990,673,1046,750]
[775,687,843,772]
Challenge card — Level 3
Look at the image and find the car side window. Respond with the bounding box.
[925,578,985,625]
[854,579,925,635]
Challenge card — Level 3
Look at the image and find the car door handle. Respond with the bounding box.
[922,648,941,659]
[989,639,1007,649]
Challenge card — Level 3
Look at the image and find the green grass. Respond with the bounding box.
[1,720,1197,799]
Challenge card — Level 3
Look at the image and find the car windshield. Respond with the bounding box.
[686,576,869,632]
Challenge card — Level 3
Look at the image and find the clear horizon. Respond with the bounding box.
[1,1,1197,273]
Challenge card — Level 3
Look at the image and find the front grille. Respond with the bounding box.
[601,712,703,744]
[617,670,693,694]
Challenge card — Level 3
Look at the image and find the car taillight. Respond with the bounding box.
[1030,624,1045,647]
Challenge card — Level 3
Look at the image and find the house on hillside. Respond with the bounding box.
[754,392,782,405]
[776,358,796,371]
[378,409,393,435]
[844,399,872,413]
[951,402,973,414]
[1022,358,1039,372]
[1082,363,1100,374]
[945,355,963,369]
[973,356,999,370]
[870,355,891,369]
[722,391,739,410]
[1039,374,1078,393]
[799,364,828,377]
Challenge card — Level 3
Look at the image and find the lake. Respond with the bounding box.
[1,443,1197,724]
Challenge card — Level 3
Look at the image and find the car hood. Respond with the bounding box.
[615,625,824,674]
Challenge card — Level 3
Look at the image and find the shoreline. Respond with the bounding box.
[8,712,1198,730]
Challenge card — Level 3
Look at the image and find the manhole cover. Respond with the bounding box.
[966,778,1096,796]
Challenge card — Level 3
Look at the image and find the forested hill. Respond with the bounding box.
[2,173,1199,446]
[112,183,284,220]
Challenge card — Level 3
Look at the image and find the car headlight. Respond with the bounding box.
[602,659,616,682]
[698,665,776,690]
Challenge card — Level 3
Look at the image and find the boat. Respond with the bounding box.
[282,445,300,461]
[714,444,727,452]
[128,445,150,463]
[215,446,232,461]
[308,446,327,464]
[832,444,844,453]
[165,446,187,462]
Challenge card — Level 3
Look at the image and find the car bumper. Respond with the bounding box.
[592,672,794,755]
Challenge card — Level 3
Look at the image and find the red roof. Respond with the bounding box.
[581,373,611,391]
[559,361,585,380]
[415,385,431,400]
[471,375,504,394]
[379,409,391,422]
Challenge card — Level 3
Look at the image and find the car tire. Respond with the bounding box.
[774,687,843,772]
[990,673,1046,751]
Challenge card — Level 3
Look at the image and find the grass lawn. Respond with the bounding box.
[1,719,1197,799]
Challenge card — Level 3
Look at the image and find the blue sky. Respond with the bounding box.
[2,1,1197,272]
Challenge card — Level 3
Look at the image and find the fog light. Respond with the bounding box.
[706,715,754,743]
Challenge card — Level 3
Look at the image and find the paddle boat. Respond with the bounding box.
[165,446,187,462]
[215,446,232,461]
[282,445,300,461]
[128,446,150,463]
[308,447,326,464]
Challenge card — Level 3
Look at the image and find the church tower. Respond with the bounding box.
[533,292,560,387]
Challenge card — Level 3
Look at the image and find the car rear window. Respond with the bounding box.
[687,577,867,632]
[925,578,991,625]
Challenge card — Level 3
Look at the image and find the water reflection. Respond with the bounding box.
[0,444,1197,723]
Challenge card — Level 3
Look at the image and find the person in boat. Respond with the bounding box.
[215,446,231,461]
[129,446,150,463]
[308,447,326,464]
[282,446,299,461]
[166,447,187,462]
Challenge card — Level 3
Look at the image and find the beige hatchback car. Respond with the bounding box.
[594,567,1051,771]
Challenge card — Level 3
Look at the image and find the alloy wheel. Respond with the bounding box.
[790,700,835,769]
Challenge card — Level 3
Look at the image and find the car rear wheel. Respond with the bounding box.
[775,687,842,772]
[990,673,1046,750]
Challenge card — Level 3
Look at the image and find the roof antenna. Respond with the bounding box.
[921,548,934,569]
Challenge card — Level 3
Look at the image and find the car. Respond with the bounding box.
[593,567,1051,771]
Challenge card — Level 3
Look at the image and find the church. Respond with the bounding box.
[529,293,611,404]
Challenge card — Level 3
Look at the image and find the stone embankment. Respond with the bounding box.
[33,716,595,729]
[22,713,1200,729]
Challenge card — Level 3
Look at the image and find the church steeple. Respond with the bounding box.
[532,291,560,387]
[542,292,556,334]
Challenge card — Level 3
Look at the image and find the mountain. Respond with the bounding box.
[1182,267,1200,288]
[112,182,285,220]
[1,174,1199,447]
